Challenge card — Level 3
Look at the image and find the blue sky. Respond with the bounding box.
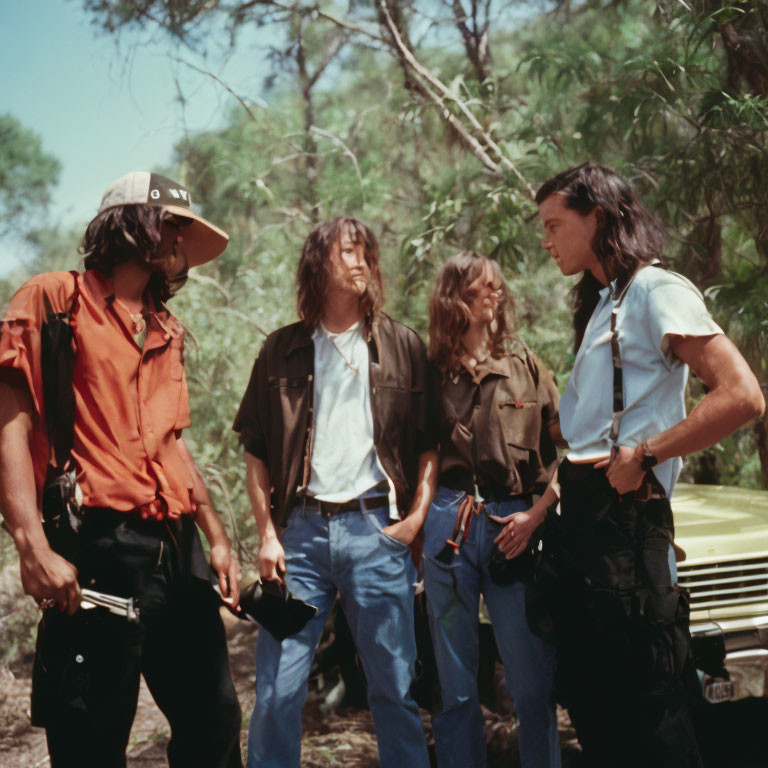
[1,0,269,275]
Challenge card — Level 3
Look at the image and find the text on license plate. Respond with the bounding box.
[704,678,735,704]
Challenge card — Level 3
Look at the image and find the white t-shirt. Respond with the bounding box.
[307,322,387,502]
[560,267,723,497]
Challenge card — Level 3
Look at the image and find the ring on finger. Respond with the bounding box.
[37,597,55,610]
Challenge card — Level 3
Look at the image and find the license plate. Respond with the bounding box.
[704,678,735,704]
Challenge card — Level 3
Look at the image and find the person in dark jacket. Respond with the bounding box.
[234,217,436,768]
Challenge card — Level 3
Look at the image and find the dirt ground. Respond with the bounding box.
[0,610,584,768]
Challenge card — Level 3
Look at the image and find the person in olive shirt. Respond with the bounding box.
[422,251,562,768]
[233,217,435,768]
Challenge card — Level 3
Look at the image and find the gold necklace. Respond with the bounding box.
[114,297,147,335]
[327,332,360,375]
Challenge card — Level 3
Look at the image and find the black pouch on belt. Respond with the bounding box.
[41,468,82,565]
[489,541,537,586]
[487,491,538,586]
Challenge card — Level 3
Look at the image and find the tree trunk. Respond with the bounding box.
[451,0,491,83]
[293,18,319,219]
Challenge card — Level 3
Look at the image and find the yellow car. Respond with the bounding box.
[674,483,768,703]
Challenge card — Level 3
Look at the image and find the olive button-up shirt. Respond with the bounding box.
[437,346,559,495]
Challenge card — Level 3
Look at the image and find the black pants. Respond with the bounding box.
[531,460,703,768]
[32,509,242,768]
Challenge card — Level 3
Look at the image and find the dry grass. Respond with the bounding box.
[0,609,584,767]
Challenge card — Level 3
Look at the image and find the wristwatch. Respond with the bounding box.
[638,439,658,471]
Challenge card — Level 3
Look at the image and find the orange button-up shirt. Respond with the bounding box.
[0,269,194,517]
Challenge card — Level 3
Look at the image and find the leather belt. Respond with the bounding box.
[304,494,390,518]
[439,469,522,504]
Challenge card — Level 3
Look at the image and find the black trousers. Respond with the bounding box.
[32,509,242,768]
[533,460,703,768]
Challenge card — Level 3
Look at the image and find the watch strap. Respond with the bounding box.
[639,439,658,470]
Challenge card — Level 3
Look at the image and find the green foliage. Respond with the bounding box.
[74,0,768,504]
[7,0,768,670]
[7,0,765,675]
[0,557,38,668]
[6,2,758,566]
[25,224,84,274]
[0,114,61,238]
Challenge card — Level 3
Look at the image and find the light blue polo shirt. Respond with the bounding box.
[560,266,723,498]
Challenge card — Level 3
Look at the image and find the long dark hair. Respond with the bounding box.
[535,163,665,350]
[80,205,189,305]
[428,251,514,372]
[296,217,384,330]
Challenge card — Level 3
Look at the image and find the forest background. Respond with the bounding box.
[1,0,767,667]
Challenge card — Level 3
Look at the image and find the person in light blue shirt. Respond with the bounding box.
[559,265,722,503]
[494,163,764,768]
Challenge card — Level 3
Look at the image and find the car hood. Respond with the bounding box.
[673,483,768,562]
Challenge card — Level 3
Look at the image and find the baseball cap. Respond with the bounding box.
[98,171,229,267]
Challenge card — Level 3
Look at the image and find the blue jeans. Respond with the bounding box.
[423,486,561,768]
[246,498,429,768]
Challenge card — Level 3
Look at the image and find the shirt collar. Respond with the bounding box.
[286,314,379,358]
[608,262,663,301]
[285,322,315,357]
[453,338,530,382]
[314,320,362,341]
[84,268,115,304]
[475,355,510,380]
[85,269,182,348]
[453,353,510,383]
[85,268,170,316]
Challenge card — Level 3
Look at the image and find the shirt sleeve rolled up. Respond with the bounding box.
[645,275,723,366]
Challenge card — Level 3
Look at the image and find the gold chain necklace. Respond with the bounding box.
[114,297,147,335]
[327,332,360,375]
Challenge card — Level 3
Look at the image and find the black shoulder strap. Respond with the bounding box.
[608,263,665,447]
[41,271,80,471]
[608,285,629,447]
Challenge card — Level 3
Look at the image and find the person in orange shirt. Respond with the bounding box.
[0,172,242,768]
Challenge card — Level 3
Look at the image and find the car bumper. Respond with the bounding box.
[690,618,768,700]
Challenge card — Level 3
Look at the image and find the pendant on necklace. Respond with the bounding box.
[328,335,360,375]
[115,297,147,336]
[131,314,147,335]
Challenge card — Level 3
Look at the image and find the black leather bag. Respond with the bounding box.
[488,540,537,585]
[487,497,542,586]
[234,580,318,641]
[526,462,696,701]
[41,469,82,565]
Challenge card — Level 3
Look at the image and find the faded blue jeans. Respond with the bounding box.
[423,486,561,768]
[246,497,430,768]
